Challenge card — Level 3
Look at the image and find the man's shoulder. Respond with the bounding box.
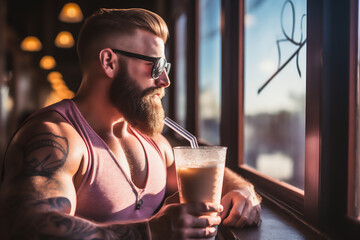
[3,109,88,182]
[10,109,86,158]
[16,110,74,139]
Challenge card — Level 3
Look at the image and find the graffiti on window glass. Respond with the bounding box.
[258,0,306,94]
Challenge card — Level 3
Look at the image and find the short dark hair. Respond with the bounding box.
[77,8,169,68]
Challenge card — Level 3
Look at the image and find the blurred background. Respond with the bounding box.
[0,0,169,159]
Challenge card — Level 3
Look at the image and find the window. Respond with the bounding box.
[171,0,359,237]
[175,13,187,127]
[198,0,222,145]
[243,0,306,190]
[219,0,354,233]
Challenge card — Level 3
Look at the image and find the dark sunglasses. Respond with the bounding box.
[111,49,171,79]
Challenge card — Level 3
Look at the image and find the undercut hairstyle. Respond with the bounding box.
[76,8,169,68]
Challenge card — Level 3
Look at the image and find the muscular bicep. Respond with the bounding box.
[22,132,69,177]
[1,117,86,217]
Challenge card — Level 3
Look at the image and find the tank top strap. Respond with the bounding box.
[129,128,166,165]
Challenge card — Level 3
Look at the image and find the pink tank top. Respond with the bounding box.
[35,99,167,223]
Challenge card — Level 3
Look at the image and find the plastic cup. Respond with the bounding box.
[173,146,227,239]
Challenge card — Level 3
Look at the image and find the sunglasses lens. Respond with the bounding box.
[152,58,166,79]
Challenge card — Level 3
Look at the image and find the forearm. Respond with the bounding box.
[3,209,150,240]
[222,168,262,203]
[0,194,150,240]
[222,168,252,193]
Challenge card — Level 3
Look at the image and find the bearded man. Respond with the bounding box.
[0,8,261,239]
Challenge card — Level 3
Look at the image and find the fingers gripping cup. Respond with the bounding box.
[173,146,227,239]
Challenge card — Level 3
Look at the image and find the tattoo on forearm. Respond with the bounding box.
[33,197,72,213]
[16,210,148,240]
[33,213,100,240]
[23,133,69,177]
[5,195,148,240]
[105,224,147,239]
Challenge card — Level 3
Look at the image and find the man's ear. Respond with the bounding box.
[99,48,117,78]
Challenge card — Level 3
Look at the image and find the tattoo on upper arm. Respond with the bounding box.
[23,133,69,177]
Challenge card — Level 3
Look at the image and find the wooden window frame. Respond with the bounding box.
[221,0,357,237]
[347,0,360,236]
[186,0,199,137]
[168,0,198,141]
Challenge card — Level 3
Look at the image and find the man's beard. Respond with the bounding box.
[108,62,165,137]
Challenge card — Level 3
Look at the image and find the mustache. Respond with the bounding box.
[142,87,165,99]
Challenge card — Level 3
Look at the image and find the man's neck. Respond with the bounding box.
[72,89,129,139]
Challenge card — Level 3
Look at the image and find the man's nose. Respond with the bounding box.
[155,71,171,88]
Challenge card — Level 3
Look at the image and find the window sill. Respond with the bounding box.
[217,198,328,240]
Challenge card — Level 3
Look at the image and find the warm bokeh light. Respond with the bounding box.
[20,36,42,51]
[47,71,63,82]
[49,78,64,86]
[51,81,67,91]
[55,31,75,48]
[44,71,75,106]
[40,56,56,70]
[59,3,83,23]
[44,89,75,107]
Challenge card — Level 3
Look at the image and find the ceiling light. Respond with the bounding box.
[59,3,83,23]
[47,71,63,83]
[40,55,56,70]
[51,81,68,91]
[55,31,75,48]
[20,36,42,51]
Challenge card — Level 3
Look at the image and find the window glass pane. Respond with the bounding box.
[175,13,187,127]
[243,0,307,189]
[198,0,222,145]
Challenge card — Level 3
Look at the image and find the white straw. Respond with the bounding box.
[164,117,199,148]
